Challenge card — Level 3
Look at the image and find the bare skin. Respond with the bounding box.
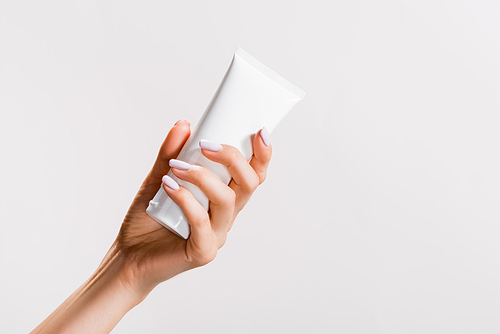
[31,119,272,333]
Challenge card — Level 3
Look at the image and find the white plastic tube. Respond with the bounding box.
[146,47,305,239]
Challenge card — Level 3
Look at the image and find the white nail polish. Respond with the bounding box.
[146,48,305,240]
[169,159,192,170]
[162,175,179,190]
[199,139,223,152]
[260,127,270,147]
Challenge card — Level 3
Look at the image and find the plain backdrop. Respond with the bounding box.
[1,1,500,333]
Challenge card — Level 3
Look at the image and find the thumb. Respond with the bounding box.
[144,119,191,189]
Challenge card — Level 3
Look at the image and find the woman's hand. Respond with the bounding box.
[117,119,272,295]
[32,119,272,334]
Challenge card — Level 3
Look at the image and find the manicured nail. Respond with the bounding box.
[162,175,179,190]
[169,159,192,170]
[174,118,190,126]
[199,139,223,152]
[260,127,270,147]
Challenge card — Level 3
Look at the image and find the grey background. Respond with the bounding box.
[1,0,500,333]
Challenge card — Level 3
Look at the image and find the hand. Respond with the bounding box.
[32,118,272,334]
[116,119,272,296]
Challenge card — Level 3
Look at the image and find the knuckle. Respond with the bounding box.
[250,173,260,189]
[258,172,267,184]
[242,173,260,192]
[195,248,217,266]
[194,166,210,182]
[193,210,210,227]
[177,189,192,204]
[218,235,227,249]
[226,148,241,164]
[224,188,236,206]
[158,147,170,164]
[263,146,273,161]
[265,149,273,161]
[159,155,170,166]
[258,150,272,166]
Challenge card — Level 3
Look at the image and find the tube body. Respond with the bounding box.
[146,48,306,239]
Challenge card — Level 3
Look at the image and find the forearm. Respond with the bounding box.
[30,123,271,332]
[31,242,149,334]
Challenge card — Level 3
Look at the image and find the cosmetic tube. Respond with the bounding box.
[146,48,305,239]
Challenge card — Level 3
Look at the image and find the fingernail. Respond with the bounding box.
[162,175,179,190]
[260,127,270,147]
[199,139,223,152]
[174,118,190,126]
[169,159,192,170]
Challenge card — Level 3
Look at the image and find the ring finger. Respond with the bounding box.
[169,159,236,236]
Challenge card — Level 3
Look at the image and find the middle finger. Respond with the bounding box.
[198,140,260,209]
[169,159,235,236]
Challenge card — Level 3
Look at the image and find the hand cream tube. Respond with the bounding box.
[146,47,305,239]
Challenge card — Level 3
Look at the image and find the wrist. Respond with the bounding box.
[99,241,154,308]
[31,242,155,334]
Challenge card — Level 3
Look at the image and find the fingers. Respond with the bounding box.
[169,160,235,237]
[199,127,272,213]
[143,119,191,188]
[161,127,272,255]
[199,140,260,195]
[249,127,272,185]
[161,176,217,266]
